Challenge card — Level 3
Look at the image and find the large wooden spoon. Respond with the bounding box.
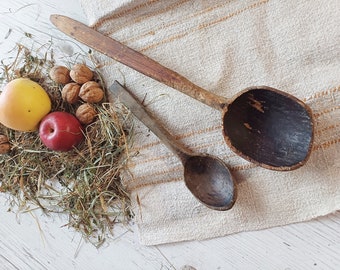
[50,14,314,171]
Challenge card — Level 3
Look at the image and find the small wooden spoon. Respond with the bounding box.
[108,81,237,211]
[50,14,314,171]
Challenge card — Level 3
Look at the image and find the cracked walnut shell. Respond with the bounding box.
[79,81,104,103]
[70,64,93,84]
[0,134,10,154]
[61,83,81,104]
[76,103,97,125]
[49,66,71,84]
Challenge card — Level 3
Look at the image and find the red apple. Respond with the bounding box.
[39,111,84,151]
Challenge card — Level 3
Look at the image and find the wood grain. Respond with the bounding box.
[50,14,228,111]
[0,1,340,269]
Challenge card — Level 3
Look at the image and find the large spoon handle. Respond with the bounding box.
[50,14,228,111]
[108,81,192,161]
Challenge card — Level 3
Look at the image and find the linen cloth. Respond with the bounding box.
[79,0,340,245]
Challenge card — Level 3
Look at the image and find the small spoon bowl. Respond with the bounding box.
[109,81,237,211]
[184,155,235,210]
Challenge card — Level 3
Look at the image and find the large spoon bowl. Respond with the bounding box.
[109,81,237,211]
[223,86,314,170]
[50,14,314,171]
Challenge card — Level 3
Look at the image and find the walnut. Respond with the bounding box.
[0,134,10,154]
[49,66,71,84]
[79,81,104,103]
[70,64,93,84]
[76,103,97,125]
[61,83,81,104]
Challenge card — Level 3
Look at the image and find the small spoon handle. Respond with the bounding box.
[108,81,192,162]
[50,15,228,111]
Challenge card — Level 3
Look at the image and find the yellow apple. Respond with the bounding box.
[0,78,52,131]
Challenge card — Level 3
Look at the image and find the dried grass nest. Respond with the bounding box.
[0,43,134,246]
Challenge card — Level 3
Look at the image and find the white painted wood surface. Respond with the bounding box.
[0,1,340,269]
